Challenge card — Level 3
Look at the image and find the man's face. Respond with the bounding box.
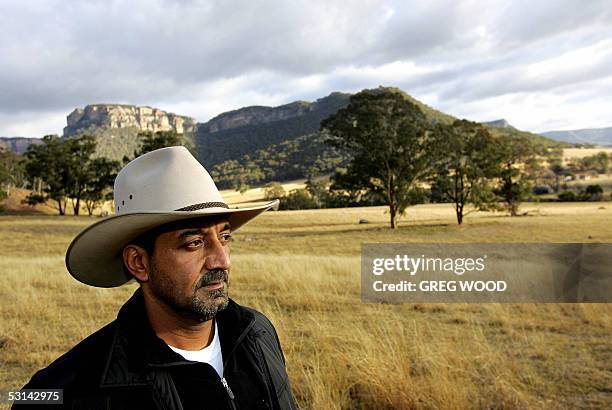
[145,218,232,323]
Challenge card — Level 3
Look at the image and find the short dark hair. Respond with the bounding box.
[130,230,157,258]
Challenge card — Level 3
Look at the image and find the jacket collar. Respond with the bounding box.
[100,287,255,387]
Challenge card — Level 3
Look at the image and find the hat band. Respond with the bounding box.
[175,202,229,212]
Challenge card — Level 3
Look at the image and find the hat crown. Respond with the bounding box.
[114,146,224,214]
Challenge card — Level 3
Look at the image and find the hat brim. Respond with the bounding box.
[66,200,278,288]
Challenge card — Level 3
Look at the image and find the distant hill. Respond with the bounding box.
[541,127,612,146]
[194,92,351,168]
[478,117,567,148]
[2,87,566,189]
[203,87,565,188]
[0,137,43,154]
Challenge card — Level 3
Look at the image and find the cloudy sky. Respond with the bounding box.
[1,0,611,137]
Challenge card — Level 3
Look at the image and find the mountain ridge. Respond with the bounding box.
[0,136,44,154]
[541,126,612,146]
[2,88,570,182]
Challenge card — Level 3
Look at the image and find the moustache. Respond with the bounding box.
[197,269,228,288]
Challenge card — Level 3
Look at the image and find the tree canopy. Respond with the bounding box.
[124,130,193,164]
[23,135,119,215]
[321,89,440,228]
[431,120,500,224]
[494,134,541,216]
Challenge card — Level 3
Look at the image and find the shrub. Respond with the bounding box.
[263,182,286,200]
[279,189,320,210]
[558,191,576,202]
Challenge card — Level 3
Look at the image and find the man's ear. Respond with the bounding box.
[123,245,151,282]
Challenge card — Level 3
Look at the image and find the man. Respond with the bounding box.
[18,146,297,409]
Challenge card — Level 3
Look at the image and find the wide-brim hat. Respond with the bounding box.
[66,146,278,288]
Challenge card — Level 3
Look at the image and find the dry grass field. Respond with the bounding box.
[562,147,612,163]
[220,179,307,206]
[1,202,611,409]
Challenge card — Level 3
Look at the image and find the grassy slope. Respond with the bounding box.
[1,203,611,409]
[383,86,568,148]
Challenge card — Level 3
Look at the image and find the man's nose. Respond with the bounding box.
[205,237,231,271]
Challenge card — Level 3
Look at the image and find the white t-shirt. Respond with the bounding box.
[167,320,224,378]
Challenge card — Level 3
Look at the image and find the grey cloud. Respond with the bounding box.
[0,0,483,112]
[0,0,611,135]
[492,0,612,47]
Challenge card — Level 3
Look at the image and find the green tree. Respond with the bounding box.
[279,189,319,210]
[65,135,97,215]
[23,135,70,215]
[129,130,192,162]
[263,182,286,200]
[22,135,113,216]
[321,89,440,228]
[431,120,501,224]
[493,134,540,216]
[558,191,576,202]
[0,150,26,198]
[549,162,566,193]
[305,177,330,208]
[0,153,9,210]
[83,157,120,216]
[580,152,609,174]
[582,184,603,201]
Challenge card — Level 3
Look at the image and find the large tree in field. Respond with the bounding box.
[431,120,500,224]
[0,153,9,208]
[23,135,112,215]
[494,134,541,216]
[321,89,439,228]
[65,135,97,215]
[83,157,120,216]
[24,135,71,215]
[0,150,26,197]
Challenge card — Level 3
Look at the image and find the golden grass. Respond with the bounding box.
[220,178,307,206]
[562,147,612,162]
[1,202,611,409]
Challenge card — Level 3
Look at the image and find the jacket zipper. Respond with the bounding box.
[221,318,256,410]
[221,376,237,410]
[221,376,235,399]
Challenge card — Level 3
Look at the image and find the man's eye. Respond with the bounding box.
[186,239,204,248]
[220,233,233,244]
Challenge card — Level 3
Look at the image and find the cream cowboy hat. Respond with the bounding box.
[65,146,278,288]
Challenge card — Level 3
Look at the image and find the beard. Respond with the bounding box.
[148,263,230,323]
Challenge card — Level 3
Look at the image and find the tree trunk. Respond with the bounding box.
[510,202,519,216]
[73,197,81,215]
[388,173,397,229]
[389,204,397,229]
[456,202,463,224]
[85,200,95,216]
[56,199,65,215]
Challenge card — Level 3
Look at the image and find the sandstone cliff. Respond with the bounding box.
[63,104,196,137]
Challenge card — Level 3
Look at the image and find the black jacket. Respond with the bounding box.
[17,289,298,409]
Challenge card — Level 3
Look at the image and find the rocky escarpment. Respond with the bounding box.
[200,92,351,134]
[63,104,196,137]
[482,119,513,129]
